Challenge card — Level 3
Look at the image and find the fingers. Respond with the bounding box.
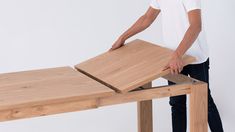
[109,44,124,51]
[163,64,178,74]
[108,46,116,52]
[163,64,170,71]
[163,55,184,75]
[171,65,178,74]
[170,68,175,75]
[109,46,115,51]
[176,63,182,73]
[169,63,183,75]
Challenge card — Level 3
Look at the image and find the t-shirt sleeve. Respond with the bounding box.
[149,0,160,10]
[183,0,201,12]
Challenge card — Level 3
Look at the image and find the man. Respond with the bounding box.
[109,0,224,132]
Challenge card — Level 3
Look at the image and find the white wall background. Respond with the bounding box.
[0,0,234,131]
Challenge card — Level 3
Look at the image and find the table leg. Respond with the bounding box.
[190,82,208,132]
[137,82,153,132]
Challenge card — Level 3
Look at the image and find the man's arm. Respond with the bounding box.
[164,9,202,74]
[109,7,160,51]
[175,9,202,58]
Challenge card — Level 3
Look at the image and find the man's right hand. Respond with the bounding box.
[109,37,126,51]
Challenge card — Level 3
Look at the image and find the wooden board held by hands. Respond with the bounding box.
[75,39,196,93]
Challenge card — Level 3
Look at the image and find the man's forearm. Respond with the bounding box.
[175,10,202,58]
[175,25,201,57]
[109,8,160,51]
[120,15,153,40]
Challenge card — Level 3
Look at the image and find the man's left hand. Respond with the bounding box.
[163,52,184,74]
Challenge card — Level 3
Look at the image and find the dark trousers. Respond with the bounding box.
[168,58,224,132]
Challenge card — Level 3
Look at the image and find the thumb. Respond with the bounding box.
[162,64,170,71]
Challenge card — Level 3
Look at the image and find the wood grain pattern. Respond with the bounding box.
[0,99,97,122]
[0,67,114,111]
[137,82,153,132]
[98,83,191,107]
[162,73,199,84]
[75,39,196,93]
[190,82,208,132]
[0,66,207,125]
[0,81,192,122]
[0,67,77,87]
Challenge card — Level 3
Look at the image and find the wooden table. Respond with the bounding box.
[0,39,208,132]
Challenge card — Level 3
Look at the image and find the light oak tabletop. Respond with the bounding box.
[0,67,114,111]
[75,39,195,93]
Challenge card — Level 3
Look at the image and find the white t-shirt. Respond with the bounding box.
[150,0,209,64]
